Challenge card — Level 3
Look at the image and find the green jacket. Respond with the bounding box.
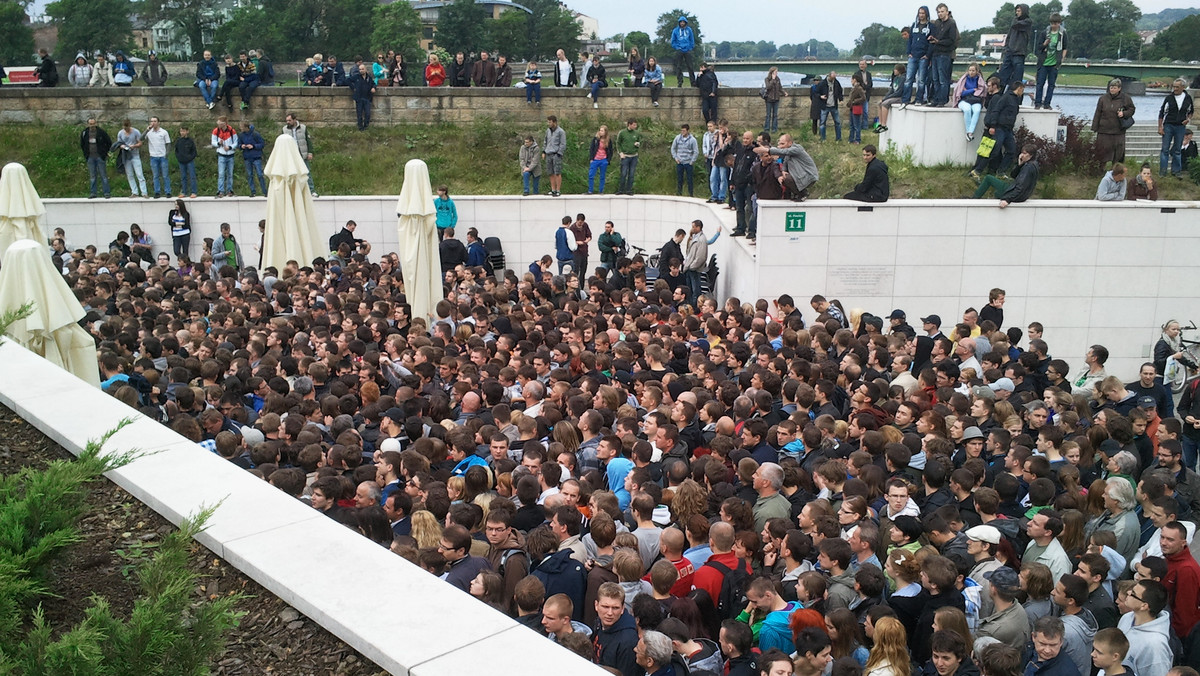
[617,128,641,156]
[597,231,624,264]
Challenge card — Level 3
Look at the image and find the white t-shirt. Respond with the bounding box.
[145,127,171,158]
[557,59,571,84]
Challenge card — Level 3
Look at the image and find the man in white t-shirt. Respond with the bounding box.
[144,116,172,198]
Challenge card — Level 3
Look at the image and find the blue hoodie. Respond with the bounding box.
[606,457,634,510]
[112,52,136,84]
[908,8,932,58]
[240,126,264,161]
[671,18,695,52]
[593,611,640,676]
[759,602,798,653]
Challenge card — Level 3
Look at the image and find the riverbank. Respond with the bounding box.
[6,120,1198,201]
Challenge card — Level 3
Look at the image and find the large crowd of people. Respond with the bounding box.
[44,179,1200,675]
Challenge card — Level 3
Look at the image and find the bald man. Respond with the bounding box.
[457,391,482,424]
[653,527,696,596]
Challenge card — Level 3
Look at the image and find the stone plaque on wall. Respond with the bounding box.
[827,266,895,297]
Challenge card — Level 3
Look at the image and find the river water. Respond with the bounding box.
[717,71,1165,122]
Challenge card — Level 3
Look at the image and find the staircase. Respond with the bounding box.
[1122,124,1196,161]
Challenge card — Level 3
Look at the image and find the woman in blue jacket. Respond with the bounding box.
[904,6,932,105]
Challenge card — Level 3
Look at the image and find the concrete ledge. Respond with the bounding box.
[880,104,1060,167]
[0,338,606,675]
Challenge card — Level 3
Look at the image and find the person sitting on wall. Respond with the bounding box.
[843,144,890,202]
[972,144,1039,208]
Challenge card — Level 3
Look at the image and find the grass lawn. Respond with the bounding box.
[5,118,1198,200]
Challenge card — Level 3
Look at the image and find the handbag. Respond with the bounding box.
[759,84,768,100]
[1119,111,1135,130]
[976,135,996,158]
[851,104,864,115]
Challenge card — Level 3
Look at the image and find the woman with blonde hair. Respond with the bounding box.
[863,616,911,676]
[552,420,581,453]
[932,606,972,647]
[410,509,442,550]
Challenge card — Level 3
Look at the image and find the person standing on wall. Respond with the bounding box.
[616,118,641,195]
[283,113,317,197]
[670,123,698,197]
[927,3,958,108]
[349,63,377,131]
[1158,78,1194,179]
[543,115,566,197]
[696,63,719,123]
[997,4,1032,88]
[671,16,697,87]
[144,116,172,199]
[80,117,112,199]
[683,220,708,302]
[117,118,149,198]
[1033,13,1067,110]
[1092,79,1135,168]
[174,125,197,198]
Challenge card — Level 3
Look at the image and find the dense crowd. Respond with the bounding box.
[51,192,1200,676]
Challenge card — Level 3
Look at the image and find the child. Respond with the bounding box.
[523,60,541,104]
[876,64,905,132]
[435,185,457,234]
[1091,627,1131,676]
[175,126,197,198]
[1182,130,1196,172]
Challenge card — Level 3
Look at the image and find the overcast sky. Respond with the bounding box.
[568,0,1196,51]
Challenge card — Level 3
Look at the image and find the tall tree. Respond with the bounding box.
[371,0,423,65]
[0,1,35,65]
[435,0,488,56]
[45,0,132,57]
[485,9,529,59]
[654,10,703,60]
[524,0,580,62]
[215,7,286,62]
[854,23,906,57]
[1148,14,1200,61]
[1065,0,1140,58]
[626,30,651,59]
[323,0,374,61]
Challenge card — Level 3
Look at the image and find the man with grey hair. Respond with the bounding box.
[1084,477,1140,565]
[634,630,675,675]
[1158,77,1194,178]
[354,480,381,508]
[292,375,314,399]
[753,133,819,201]
[522,380,546,418]
[752,462,790,531]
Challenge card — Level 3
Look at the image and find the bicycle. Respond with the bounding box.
[1167,321,1200,394]
[628,243,662,278]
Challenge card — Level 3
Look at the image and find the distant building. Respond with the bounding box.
[406,0,533,51]
[1137,29,1158,45]
[148,0,245,58]
[573,11,598,41]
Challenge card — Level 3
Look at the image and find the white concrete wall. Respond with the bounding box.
[0,338,607,676]
[880,106,1059,166]
[44,195,730,279]
[751,198,1200,379]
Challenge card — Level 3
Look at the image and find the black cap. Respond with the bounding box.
[888,309,906,320]
[920,314,942,327]
[383,407,405,423]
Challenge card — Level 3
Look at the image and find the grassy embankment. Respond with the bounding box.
[4,118,1198,201]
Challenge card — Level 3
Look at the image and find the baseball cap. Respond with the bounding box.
[965,525,1001,545]
[971,385,995,400]
[240,427,265,449]
[989,377,1015,393]
[920,314,941,327]
[985,567,1020,593]
[383,407,405,423]
[312,298,327,309]
[888,309,906,320]
[1137,395,1157,410]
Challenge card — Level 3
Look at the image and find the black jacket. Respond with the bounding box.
[592,611,640,676]
[985,91,1020,130]
[1004,7,1033,56]
[658,238,683,278]
[813,77,844,106]
[439,238,468,272]
[174,137,197,164]
[449,59,470,87]
[587,63,607,86]
[730,142,757,187]
[348,71,376,100]
[552,60,577,87]
[1159,91,1195,126]
[80,126,113,160]
[854,158,890,202]
[37,54,58,86]
[1001,159,1039,203]
[930,17,959,55]
[696,68,718,96]
[589,137,616,162]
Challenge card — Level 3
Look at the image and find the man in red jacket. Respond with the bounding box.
[1161,520,1200,639]
[692,522,750,609]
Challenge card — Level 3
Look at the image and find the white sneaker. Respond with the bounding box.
[653,102,659,107]
[311,191,319,198]
[593,103,598,109]
[207,102,214,110]
[586,92,591,99]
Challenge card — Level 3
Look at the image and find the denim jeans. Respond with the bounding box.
[173,234,190,258]
[903,55,929,103]
[674,50,696,86]
[1035,65,1059,106]
[589,81,603,102]
[522,171,540,194]
[820,107,842,140]
[675,163,694,195]
[764,100,780,132]
[618,156,638,193]
[959,101,982,135]
[1161,123,1187,176]
[709,164,729,200]
[87,156,110,196]
[217,154,234,193]
[124,155,147,196]
[303,159,315,193]
[149,156,171,195]
[731,183,754,235]
[931,54,953,105]
[993,126,1017,174]
[197,79,218,104]
[647,81,662,103]
[684,269,703,301]
[178,160,197,195]
[525,82,541,102]
[1184,436,1199,473]
[355,98,371,128]
[588,158,608,193]
[244,158,266,195]
[238,79,259,104]
[701,96,718,123]
[997,55,1026,89]
[849,112,863,143]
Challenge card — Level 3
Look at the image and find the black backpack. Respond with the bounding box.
[703,559,751,619]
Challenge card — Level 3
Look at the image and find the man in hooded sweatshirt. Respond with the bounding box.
[1050,574,1098,676]
[743,576,799,653]
[1117,580,1173,676]
[671,17,697,87]
[998,4,1032,88]
[820,538,858,611]
[592,582,640,676]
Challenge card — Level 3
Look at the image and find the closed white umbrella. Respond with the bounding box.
[262,134,324,272]
[0,163,48,261]
[0,239,99,387]
[396,159,440,324]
